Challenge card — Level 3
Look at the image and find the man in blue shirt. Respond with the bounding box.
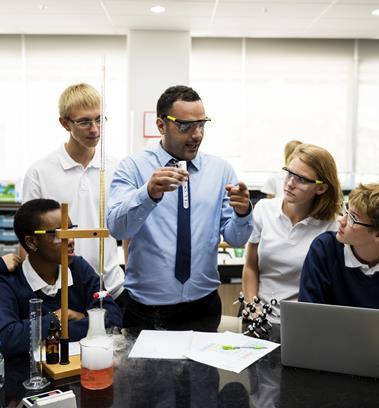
[0,199,122,357]
[299,183,379,308]
[107,85,253,330]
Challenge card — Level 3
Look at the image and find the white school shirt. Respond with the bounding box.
[23,257,73,297]
[344,245,379,276]
[22,145,125,298]
[249,197,337,322]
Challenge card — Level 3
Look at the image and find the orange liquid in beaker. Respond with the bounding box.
[80,366,113,390]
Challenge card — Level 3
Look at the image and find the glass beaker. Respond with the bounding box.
[80,308,113,390]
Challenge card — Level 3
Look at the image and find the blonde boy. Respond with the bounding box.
[299,183,379,307]
[22,84,125,303]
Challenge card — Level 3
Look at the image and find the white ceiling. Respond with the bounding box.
[0,0,379,38]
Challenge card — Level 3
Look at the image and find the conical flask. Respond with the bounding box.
[80,308,113,390]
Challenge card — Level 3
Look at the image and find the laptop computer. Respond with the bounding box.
[280,300,379,378]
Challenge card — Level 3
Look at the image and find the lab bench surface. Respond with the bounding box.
[2,319,378,408]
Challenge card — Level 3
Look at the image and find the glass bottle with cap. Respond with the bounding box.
[45,320,59,364]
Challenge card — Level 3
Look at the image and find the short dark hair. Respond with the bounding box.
[156,85,201,118]
[14,199,61,252]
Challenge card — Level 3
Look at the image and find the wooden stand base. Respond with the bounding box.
[42,355,81,380]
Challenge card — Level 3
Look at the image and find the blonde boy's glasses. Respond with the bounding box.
[339,205,374,228]
[67,117,107,129]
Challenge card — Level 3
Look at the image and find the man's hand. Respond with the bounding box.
[54,308,85,322]
[2,253,21,272]
[225,181,251,216]
[147,166,189,200]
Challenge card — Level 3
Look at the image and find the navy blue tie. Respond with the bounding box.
[174,163,191,283]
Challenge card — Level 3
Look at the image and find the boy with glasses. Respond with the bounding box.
[0,199,122,358]
[22,83,126,307]
[299,183,379,308]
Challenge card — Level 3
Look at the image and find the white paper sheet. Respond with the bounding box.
[184,331,280,373]
[128,330,280,373]
[128,330,193,359]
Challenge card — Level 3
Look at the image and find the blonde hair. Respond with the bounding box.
[291,144,342,221]
[349,183,379,231]
[58,83,100,118]
[284,140,303,166]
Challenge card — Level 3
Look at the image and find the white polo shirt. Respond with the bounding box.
[23,257,73,297]
[249,197,337,322]
[344,245,379,276]
[22,145,125,298]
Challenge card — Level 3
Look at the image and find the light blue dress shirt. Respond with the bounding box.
[107,144,253,305]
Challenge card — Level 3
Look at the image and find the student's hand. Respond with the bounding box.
[147,167,189,200]
[54,308,85,322]
[2,253,21,272]
[67,309,85,321]
[225,181,251,216]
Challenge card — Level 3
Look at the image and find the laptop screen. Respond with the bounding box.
[280,300,379,378]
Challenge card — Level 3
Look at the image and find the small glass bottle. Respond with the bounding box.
[0,342,4,389]
[45,320,59,365]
